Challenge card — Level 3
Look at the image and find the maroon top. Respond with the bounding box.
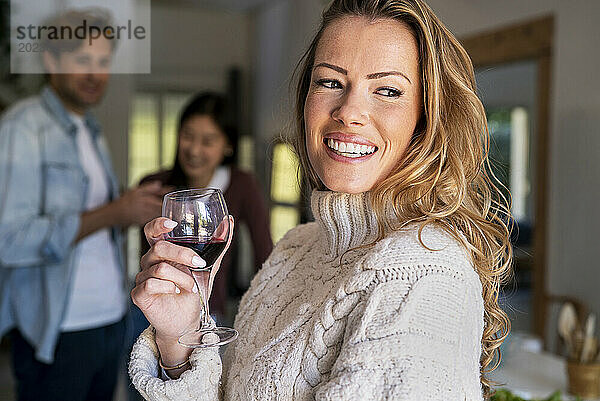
[139,167,273,316]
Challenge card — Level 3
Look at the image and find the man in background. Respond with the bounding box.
[0,10,167,401]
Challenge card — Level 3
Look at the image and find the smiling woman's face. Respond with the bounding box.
[304,16,422,193]
[177,115,229,184]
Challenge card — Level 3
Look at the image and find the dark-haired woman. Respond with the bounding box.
[138,92,273,321]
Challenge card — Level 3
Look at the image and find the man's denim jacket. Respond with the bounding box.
[0,86,124,363]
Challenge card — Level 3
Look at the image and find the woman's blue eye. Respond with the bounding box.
[315,79,342,89]
[376,87,403,97]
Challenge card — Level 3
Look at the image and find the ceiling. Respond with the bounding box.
[153,0,275,12]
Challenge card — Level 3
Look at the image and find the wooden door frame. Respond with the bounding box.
[460,16,554,342]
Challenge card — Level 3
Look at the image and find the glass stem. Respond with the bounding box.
[190,267,215,330]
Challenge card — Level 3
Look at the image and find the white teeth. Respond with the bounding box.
[325,138,377,156]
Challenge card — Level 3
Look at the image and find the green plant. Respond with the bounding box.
[490,389,582,401]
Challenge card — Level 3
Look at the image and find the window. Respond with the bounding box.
[128,95,159,187]
[128,92,193,186]
[487,106,531,222]
[269,142,301,243]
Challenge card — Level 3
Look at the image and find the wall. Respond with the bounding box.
[140,4,251,90]
[251,0,600,343]
[94,76,134,186]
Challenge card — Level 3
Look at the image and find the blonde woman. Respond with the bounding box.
[129,0,512,399]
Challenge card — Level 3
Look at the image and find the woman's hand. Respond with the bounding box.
[131,216,234,355]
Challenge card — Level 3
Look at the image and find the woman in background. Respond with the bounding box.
[139,92,273,322]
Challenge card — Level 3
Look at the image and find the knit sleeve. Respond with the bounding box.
[129,327,222,401]
[314,269,484,401]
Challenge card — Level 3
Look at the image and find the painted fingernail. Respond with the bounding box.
[175,286,181,294]
[192,256,206,268]
[192,284,198,293]
[163,219,178,229]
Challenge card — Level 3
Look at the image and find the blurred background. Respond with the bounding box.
[0,0,599,400]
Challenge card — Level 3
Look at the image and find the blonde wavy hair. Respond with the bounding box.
[292,0,513,397]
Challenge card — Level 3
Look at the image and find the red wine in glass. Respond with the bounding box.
[165,237,227,268]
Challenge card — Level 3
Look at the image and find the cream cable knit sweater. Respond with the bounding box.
[129,190,485,400]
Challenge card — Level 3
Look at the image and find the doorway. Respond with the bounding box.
[461,16,554,343]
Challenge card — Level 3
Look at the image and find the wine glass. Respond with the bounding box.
[162,188,238,348]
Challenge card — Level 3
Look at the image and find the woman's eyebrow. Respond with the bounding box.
[314,62,347,75]
[366,71,411,84]
[313,62,412,84]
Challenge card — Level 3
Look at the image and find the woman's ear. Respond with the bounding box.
[224,147,234,157]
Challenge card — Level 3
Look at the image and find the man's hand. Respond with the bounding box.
[75,181,172,242]
[112,181,171,227]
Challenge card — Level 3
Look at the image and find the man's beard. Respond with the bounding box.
[55,77,104,111]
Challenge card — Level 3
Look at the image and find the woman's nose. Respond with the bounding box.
[187,141,204,156]
[331,88,369,127]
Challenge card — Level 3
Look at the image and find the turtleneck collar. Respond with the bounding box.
[311,190,379,257]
